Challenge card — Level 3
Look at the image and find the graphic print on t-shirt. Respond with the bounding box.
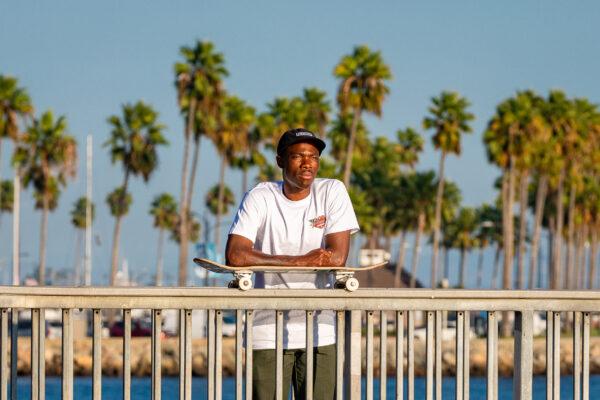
[309,215,326,229]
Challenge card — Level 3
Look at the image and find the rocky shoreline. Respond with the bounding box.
[11,337,600,377]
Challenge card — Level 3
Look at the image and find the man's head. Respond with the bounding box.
[276,129,325,190]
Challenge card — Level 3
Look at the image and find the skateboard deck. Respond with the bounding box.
[193,258,387,291]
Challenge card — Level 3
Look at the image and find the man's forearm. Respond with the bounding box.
[228,248,306,267]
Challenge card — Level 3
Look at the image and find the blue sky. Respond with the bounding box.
[1,1,599,286]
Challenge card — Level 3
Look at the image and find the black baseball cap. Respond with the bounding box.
[276,128,326,156]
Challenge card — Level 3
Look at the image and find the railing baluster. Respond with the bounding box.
[207,309,215,400]
[38,309,45,400]
[184,310,192,400]
[179,309,185,400]
[513,311,533,400]
[464,311,470,400]
[552,312,560,400]
[336,311,345,400]
[123,309,131,400]
[31,309,40,400]
[10,309,17,400]
[93,309,102,400]
[245,310,254,400]
[546,311,553,400]
[380,311,387,400]
[407,310,415,400]
[215,310,223,400]
[345,311,362,400]
[582,312,590,400]
[435,310,442,400]
[152,309,162,400]
[1,309,8,400]
[61,309,73,400]
[456,311,464,400]
[306,311,314,400]
[573,312,581,400]
[235,310,243,400]
[395,311,404,400]
[486,311,497,400]
[275,310,284,400]
[426,311,434,400]
[366,311,374,400]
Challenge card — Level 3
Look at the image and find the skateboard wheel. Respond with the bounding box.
[228,280,239,289]
[334,281,346,289]
[238,277,253,291]
[345,278,359,292]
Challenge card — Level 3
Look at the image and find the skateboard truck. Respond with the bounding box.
[333,271,359,292]
[228,271,253,291]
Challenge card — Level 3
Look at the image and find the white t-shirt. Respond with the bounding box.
[228,178,360,349]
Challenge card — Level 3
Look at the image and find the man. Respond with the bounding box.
[225,128,359,400]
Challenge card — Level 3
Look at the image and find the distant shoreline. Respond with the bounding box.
[11,336,600,377]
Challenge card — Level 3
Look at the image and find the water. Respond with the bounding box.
[13,375,600,399]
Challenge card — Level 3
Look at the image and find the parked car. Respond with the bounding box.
[109,319,154,337]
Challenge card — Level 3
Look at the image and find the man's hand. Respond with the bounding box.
[296,248,334,267]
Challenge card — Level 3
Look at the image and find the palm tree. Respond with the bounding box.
[70,197,94,285]
[150,193,179,286]
[14,111,77,284]
[0,75,33,281]
[400,171,438,288]
[174,40,228,286]
[423,91,474,288]
[333,45,392,187]
[230,127,265,194]
[209,95,255,252]
[543,90,578,289]
[104,101,167,286]
[206,184,235,249]
[446,207,479,288]
[396,127,424,171]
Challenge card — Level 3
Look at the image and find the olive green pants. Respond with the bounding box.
[252,344,336,400]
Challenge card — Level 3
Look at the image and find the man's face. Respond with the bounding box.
[277,142,320,190]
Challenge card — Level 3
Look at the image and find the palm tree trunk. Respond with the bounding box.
[566,182,576,289]
[110,172,130,286]
[589,228,598,289]
[492,244,501,289]
[38,191,49,285]
[553,168,565,289]
[528,175,548,289]
[73,231,83,285]
[517,170,529,289]
[178,97,197,286]
[477,246,484,288]
[156,228,165,286]
[410,212,425,288]
[342,108,361,187]
[394,230,407,288]
[576,224,587,289]
[215,156,227,253]
[459,248,468,288]
[443,246,450,282]
[502,158,516,337]
[0,141,3,217]
[548,218,555,288]
[185,136,202,219]
[431,151,447,289]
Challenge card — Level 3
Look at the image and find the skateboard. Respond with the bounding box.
[193,258,387,292]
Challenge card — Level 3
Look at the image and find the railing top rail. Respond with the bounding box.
[1,287,600,311]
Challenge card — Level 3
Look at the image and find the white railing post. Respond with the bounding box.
[344,310,361,400]
[513,310,533,400]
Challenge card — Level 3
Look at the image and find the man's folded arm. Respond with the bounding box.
[225,230,351,268]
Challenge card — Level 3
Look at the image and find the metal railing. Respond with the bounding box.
[0,287,599,399]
